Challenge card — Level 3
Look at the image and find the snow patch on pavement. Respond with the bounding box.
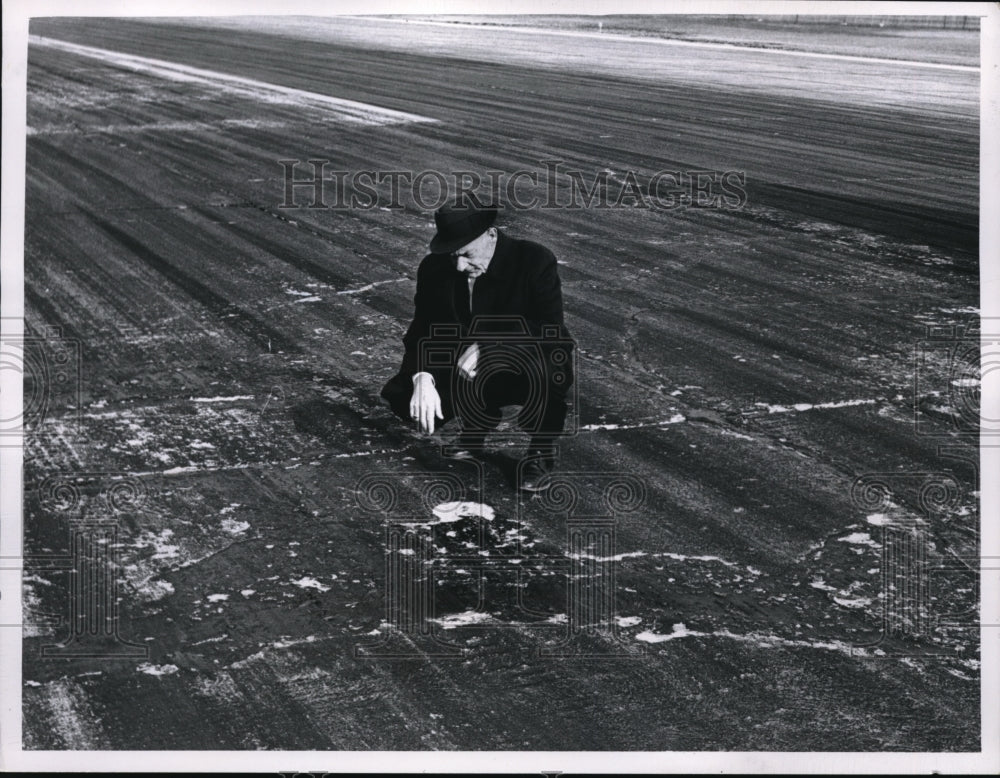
[140,579,175,602]
[755,399,879,414]
[189,395,255,404]
[137,663,180,676]
[430,610,494,628]
[431,501,496,523]
[220,518,251,535]
[636,626,867,657]
[579,414,685,431]
[837,531,880,548]
[637,623,700,642]
[291,577,331,592]
[569,549,761,575]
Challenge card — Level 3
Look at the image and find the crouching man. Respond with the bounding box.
[380,201,574,491]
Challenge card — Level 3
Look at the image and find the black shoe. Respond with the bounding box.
[519,457,554,492]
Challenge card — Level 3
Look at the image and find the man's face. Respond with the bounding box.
[453,229,496,279]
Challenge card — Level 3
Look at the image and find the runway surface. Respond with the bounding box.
[20,17,979,751]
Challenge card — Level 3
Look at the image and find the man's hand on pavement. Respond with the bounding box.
[457,343,479,380]
[410,373,443,434]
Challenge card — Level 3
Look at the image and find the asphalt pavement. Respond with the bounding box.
[19,16,980,751]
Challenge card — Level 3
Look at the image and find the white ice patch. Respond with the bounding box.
[272,635,318,649]
[21,582,49,638]
[636,623,701,643]
[717,429,755,441]
[636,626,866,656]
[153,463,253,476]
[142,580,175,601]
[616,616,642,627]
[833,595,872,609]
[135,528,181,561]
[189,636,227,649]
[837,532,880,548]
[716,631,860,655]
[938,306,980,315]
[207,594,229,602]
[569,550,647,562]
[333,446,410,459]
[756,399,878,414]
[188,395,255,403]
[579,414,685,431]
[137,663,179,676]
[430,610,494,628]
[336,278,410,295]
[866,513,893,526]
[431,501,496,523]
[568,549,759,575]
[220,518,251,535]
[292,577,330,592]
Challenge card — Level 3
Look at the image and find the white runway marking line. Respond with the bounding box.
[366,18,979,73]
[29,35,438,126]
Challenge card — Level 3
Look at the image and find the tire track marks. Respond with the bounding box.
[85,213,301,354]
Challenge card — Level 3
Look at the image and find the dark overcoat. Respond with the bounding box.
[380,230,574,416]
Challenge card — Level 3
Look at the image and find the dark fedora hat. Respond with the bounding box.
[429,202,498,254]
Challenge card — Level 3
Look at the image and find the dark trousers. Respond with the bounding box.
[381,369,569,452]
